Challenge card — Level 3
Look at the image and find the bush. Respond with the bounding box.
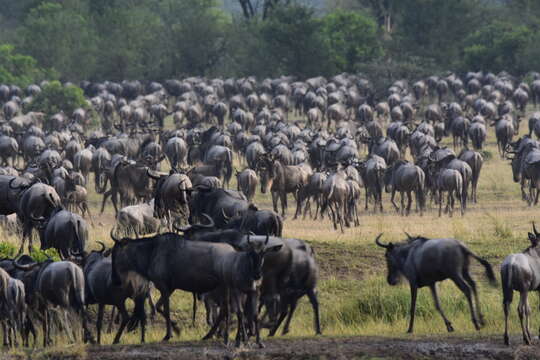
[27,80,87,117]
[0,44,55,87]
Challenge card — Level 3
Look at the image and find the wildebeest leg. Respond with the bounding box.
[400,192,405,216]
[429,284,454,332]
[462,270,484,327]
[281,192,288,218]
[452,276,480,330]
[113,303,130,344]
[390,190,399,213]
[448,191,454,217]
[233,295,245,347]
[156,292,173,341]
[407,286,418,333]
[192,293,197,326]
[518,291,532,345]
[306,289,321,335]
[364,186,370,211]
[202,305,225,340]
[106,307,116,333]
[503,290,512,345]
[406,191,412,216]
[268,308,288,337]
[222,289,230,346]
[96,304,105,344]
[281,298,298,335]
[271,192,279,214]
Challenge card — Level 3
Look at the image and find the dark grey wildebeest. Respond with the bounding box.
[355,155,387,213]
[14,259,94,346]
[375,233,496,333]
[501,223,540,345]
[383,160,425,216]
[434,169,463,217]
[257,154,310,218]
[508,138,540,205]
[83,242,149,344]
[494,115,515,157]
[320,169,349,232]
[111,231,282,346]
[458,148,483,203]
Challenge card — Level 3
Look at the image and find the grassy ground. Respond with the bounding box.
[2,105,540,349]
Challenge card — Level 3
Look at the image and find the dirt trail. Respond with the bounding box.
[89,336,540,360]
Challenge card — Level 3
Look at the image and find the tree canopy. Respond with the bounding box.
[0,0,539,83]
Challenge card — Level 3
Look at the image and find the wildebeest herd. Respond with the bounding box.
[0,71,539,348]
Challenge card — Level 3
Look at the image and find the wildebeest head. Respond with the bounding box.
[375,233,403,286]
[257,154,276,194]
[246,234,282,281]
[527,222,540,250]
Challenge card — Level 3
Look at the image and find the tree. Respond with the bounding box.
[259,4,332,77]
[28,80,87,116]
[95,2,165,80]
[159,0,230,76]
[463,21,534,73]
[20,2,97,81]
[322,10,383,73]
[0,44,53,87]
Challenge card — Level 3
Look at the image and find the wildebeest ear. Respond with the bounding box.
[528,233,539,246]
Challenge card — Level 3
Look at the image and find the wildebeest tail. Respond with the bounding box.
[464,247,497,286]
[224,149,233,187]
[71,266,86,312]
[275,213,283,237]
[500,262,514,302]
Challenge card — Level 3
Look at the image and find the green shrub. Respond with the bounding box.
[27,80,87,117]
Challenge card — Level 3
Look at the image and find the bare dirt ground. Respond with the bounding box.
[88,336,540,360]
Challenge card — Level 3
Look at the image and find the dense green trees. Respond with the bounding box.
[0,0,539,82]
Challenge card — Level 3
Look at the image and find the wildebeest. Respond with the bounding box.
[31,208,87,259]
[320,168,349,232]
[13,259,94,346]
[235,168,258,202]
[110,231,282,346]
[223,204,283,237]
[375,233,496,333]
[434,168,463,217]
[83,242,149,344]
[186,183,249,227]
[116,200,161,238]
[501,223,540,345]
[257,154,310,218]
[264,238,320,337]
[383,160,425,216]
[458,148,483,203]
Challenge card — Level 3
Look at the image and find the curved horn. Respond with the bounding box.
[146,168,161,180]
[221,208,231,222]
[534,221,539,237]
[110,227,120,243]
[374,233,390,249]
[404,232,414,241]
[200,213,215,228]
[13,257,39,271]
[8,177,26,190]
[30,212,46,223]
[173,222,192,233]
[97,241,106,254]
[265,234,269,245]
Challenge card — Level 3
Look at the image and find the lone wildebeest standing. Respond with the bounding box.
[375,233,496,333]
[501,223,540,345]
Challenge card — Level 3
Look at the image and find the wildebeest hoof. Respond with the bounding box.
[504,335,510,346]
[257,342,265,349]
[162,335,171,342]
[446,323,454,332]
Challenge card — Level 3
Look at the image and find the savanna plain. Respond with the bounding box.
[2,111,540,360]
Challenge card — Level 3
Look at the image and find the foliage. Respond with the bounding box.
[0,44,53,87]
[463,21,534,73]
[21,2,97,81]
[322,10,383,73]
[0,242,59,261]
[27,80,87,116]
[259,4,332,77]
[0,0,539,81]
